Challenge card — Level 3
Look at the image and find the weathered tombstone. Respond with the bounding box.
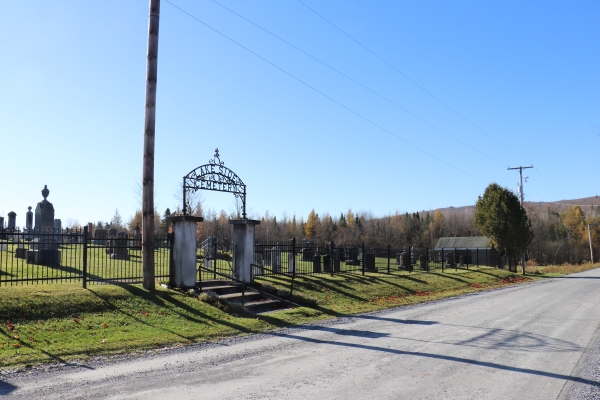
[302,238,309,248]
[301,247,314,261]
[364,253,377,271]
[346,247,359,265]
[446,252,456,268]
[53,219,62,244]
[7,212,17,231]
[272,244,281,273]
[396,252,401,264]
[287,253,295,274]
[313,255,322,273]
[108,228,117,237]
[94,229,108,245]
[34,185,54,233]
[398,252,411,270]
[108,232,129,260]
[419,254,429,271]
[323,254,331,272]
[132,223,142,249]
[459,255,464,267]
[0,216,4,229]
[333,248,341,272]
[204,236,218,270]
[87,222,94,237]
[25,207,33,230]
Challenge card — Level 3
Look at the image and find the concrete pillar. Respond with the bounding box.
[168,215,203,288]
[229,219,261,283]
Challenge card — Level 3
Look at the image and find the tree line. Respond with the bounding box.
[87,189,600,266]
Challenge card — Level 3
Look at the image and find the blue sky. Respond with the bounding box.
[1,0,599,227]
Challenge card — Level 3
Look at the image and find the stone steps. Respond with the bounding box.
[199,280,292,314]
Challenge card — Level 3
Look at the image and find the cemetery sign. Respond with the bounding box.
[182,149,247,218]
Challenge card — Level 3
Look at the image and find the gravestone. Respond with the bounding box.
[333,248,341,272]
[34,185,54,233]
[312,255,321,273]
[94,229,108,245]
[107,232,129,260]
[0,216,4,229]
[346,247,360,265]
[446,252,456,268]
[272,244,281,273]
[53,219,62,244]
[323,254,331,272]
[132,224,142,249]
[419,254,429,271]
[398,252,411,271]
[301,248,314,261]
[364,253,377,272]
[25,207,33,230]
[7,212,17,231]
[108,228,118,237]
[302,239,309,247]
[287,253,295,274]
[204,237,218,270]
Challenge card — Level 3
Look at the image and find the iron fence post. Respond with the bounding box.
[291,237,296,296]
[82,226,88,289]
[387,244,390,274]
[362,243,365,276]
[329,241,333,277]
[442,248,444,273]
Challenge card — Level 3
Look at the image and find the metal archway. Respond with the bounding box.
[182,149,246,218]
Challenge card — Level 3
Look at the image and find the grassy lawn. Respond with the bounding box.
[1,264,597,370]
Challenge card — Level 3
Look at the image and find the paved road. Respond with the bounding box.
[3,269,600,399]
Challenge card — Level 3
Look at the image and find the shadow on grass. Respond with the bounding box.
[429,272,472,284]
[106,284,258,335]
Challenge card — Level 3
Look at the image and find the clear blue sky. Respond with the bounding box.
[1,0,598,227]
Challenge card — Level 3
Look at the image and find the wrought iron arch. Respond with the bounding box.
[182,149,247,218]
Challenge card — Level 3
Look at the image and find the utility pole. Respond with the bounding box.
[142,0,160,290]
[588,224,594,264]
[508,165,533,275]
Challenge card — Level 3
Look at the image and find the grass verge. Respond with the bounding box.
[1,264,597,370]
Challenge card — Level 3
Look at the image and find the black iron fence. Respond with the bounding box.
[0,228,171,286]
[252,239,501,278]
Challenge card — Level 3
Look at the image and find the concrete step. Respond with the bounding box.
[219,291,262,303]
[243,298,288,314]
[199,280,292,314]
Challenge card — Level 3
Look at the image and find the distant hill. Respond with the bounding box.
[415,196,600,216]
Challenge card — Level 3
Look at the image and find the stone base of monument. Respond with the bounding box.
[26,249,61,266]
[110,250,130,260]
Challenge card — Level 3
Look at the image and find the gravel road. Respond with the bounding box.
[2,268,600,399]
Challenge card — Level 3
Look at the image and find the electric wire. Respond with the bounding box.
[211,0,507,168]
[295,0,530,163]
[296,0,570,202]
[164,0,487,183]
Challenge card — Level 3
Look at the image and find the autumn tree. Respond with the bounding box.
[304,209,320,240]
[475,183,533,272]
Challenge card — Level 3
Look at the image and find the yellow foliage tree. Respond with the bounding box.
[304,209,319,240]
[563,206,585,241]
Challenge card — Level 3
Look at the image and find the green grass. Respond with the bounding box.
[0,265,553,370]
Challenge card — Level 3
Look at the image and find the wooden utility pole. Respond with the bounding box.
[142,0,160,290]
[588,224,594,264]
[508,165,533,275]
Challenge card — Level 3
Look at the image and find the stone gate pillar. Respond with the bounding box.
[229,219,261,283]
[168,215,203,288]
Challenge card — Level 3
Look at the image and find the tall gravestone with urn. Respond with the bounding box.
[28,185,61,265]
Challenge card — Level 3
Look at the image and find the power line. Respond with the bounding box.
[164,0,487,183]
[295,0,530,164]
[296,0,576,204]
[211,0,507,167]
